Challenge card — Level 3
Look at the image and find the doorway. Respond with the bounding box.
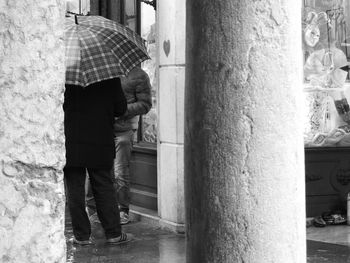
[88,0,159,212]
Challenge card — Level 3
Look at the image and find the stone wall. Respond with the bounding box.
[0,0,66,262]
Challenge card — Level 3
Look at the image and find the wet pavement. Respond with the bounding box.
[66,211,350,262]
[307,225,350,263]
[65,213,186,263]
[307,240,350,262]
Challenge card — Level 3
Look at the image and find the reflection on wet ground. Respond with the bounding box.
[307,225,350,263]
[307,240,350,262]
[65,213,186,263]
[66,211,350,262]
[306,225,350,263]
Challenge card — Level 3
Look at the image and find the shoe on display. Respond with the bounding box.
[313,216,326,227]
[322,211,347,225]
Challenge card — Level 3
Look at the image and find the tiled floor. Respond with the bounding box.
[66,213,350,262]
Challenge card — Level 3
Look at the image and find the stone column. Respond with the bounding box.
[185,1,305,262]
[157,0,186,232]
[0,1,66,262]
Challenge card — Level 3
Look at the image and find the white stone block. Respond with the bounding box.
[159,66,184,144]
[158,143,184,224]
[158,0,186,65]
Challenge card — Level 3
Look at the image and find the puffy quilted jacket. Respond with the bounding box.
[113,67,152,132]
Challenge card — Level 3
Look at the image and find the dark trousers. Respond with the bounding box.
[64,166,121,240]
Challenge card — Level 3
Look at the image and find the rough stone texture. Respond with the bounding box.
[185,1,306,262]
[0,0,66,262]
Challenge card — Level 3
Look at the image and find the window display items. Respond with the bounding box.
[302,1,350,147]
[320,95,334,133]
[304,45,350,147]
[333,91,350,123]
[304,47,348,88]
[304,25,320,47]
[303,11,328,47]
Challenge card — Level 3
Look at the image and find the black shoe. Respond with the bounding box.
[106,233,133,245]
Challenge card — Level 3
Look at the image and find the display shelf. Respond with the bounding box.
[305,146,350,217]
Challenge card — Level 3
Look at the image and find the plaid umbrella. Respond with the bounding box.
[65,15,150,87]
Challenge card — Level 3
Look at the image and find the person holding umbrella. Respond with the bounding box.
[64,14,150,245]
[64,78,130,245]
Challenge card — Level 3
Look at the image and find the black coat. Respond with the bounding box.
[64,78,127,168]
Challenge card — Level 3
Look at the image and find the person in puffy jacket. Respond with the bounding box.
[86,68,152,225]
[113,67,152,224]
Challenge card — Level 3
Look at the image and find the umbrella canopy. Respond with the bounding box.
[65,15,150,87]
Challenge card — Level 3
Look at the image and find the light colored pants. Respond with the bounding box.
[114,130,134,212]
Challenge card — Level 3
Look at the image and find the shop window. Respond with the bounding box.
[303,0,350,147]
[66,0,90,15]
[139,2,157,144]
[69,0,158,145]
[120,0,138,31]
[120,0,157,144]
